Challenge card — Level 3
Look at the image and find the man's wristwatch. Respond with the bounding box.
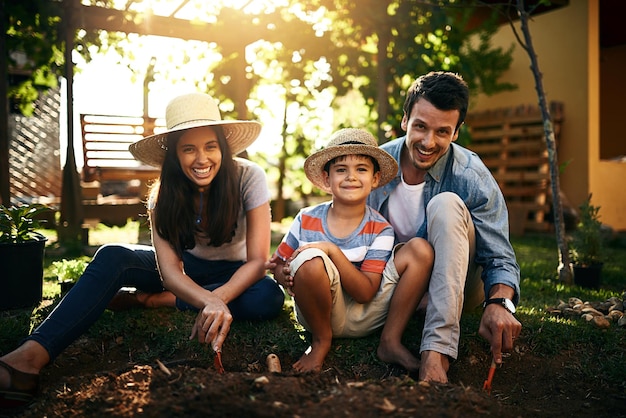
[483,297,516,314]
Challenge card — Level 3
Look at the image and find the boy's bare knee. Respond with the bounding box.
[394,238,434,275]
[404,238,433,260]
[295,257,327,283]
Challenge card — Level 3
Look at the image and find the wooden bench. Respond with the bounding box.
[80,114,166,226]
[464,102,563,235]
[81,114,165,184]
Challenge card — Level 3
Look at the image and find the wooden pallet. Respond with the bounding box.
[464,102,563,235]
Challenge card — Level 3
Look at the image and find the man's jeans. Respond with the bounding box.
[420,192,484,360]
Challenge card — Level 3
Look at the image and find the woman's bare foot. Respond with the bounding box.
[419,350,450,383]
[377,341,420,373]
[136,292,155,308]
[135,291,176,308]
[292,341,331,373]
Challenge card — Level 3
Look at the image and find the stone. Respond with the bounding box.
[582,313,594,322]
[591,315,611,329]
[607,310,623,322]
[581,307,603,316]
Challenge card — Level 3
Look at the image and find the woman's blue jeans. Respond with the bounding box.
[27,243,284,360]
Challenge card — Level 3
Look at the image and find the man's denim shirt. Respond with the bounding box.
[367,137,521,304]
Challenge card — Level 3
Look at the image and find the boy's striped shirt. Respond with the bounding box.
[275,201,394,274]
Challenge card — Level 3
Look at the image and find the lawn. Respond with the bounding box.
[1,222,625,417]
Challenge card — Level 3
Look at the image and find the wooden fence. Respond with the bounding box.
[8,89,62,205]
[464,102,563,235]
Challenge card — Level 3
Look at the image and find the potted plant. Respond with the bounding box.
[52,258,89,294]
[569,194,604,289]
[0,203,51,310]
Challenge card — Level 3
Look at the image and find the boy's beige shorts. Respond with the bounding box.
[289,245,402,338]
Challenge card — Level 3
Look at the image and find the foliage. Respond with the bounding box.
[313,0,516,139]
[241,0,516,205]
[4,1,63,115]
[6,1,516,208]
[4,0,104,115]
[240,0,517,208]
[569,194,604,267]
[0,203,51,244]
[51,258,89,283]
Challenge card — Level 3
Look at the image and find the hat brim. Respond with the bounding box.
[304,144,398,192]
[129,120,262,167]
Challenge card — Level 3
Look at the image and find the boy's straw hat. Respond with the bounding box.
[129,93,261,167]
[304,128,398,191]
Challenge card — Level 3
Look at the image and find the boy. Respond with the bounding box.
[269,128,434,373]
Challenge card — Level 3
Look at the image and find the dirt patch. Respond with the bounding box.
[4,333,625,417]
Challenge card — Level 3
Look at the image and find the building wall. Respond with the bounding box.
[472,0,626,231]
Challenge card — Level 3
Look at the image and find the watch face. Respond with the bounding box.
[504,299,516,314]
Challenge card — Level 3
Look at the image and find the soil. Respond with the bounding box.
[2,328,625,418]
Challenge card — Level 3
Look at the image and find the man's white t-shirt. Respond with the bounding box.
[388,174,425,243]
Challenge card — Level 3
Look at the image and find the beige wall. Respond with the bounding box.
[471,0,626,231]
[596,161,626,227]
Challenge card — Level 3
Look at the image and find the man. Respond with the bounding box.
[368,71,522,383]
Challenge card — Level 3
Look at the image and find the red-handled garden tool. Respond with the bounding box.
[482,358,496,394]
[214,349,225,374]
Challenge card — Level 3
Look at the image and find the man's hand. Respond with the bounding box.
[478,285,522,365]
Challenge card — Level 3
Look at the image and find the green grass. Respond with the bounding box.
[1,223,625,386]
[506,233,626,384]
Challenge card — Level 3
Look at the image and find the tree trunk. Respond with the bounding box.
[376,28,390,143]
[516,0,572,283]
[273,93,289,222]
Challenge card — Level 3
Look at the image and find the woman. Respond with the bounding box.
[0,93,284,408]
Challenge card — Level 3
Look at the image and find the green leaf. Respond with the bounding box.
[0,204,51,244]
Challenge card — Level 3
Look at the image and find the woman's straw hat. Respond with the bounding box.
[129,93,261,167]
[304,128,398,191]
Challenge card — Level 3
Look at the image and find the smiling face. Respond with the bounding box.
[176,126,222,190]
[322,154,380,205]
[401,98,460,174]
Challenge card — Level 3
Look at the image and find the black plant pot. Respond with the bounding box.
[572,263,603,290]
[59,280,75,294]
[0,234,47,310]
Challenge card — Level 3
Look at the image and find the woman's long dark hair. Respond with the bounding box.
[150,126,241,257]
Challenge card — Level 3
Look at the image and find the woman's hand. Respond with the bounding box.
[189,295,233,353]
